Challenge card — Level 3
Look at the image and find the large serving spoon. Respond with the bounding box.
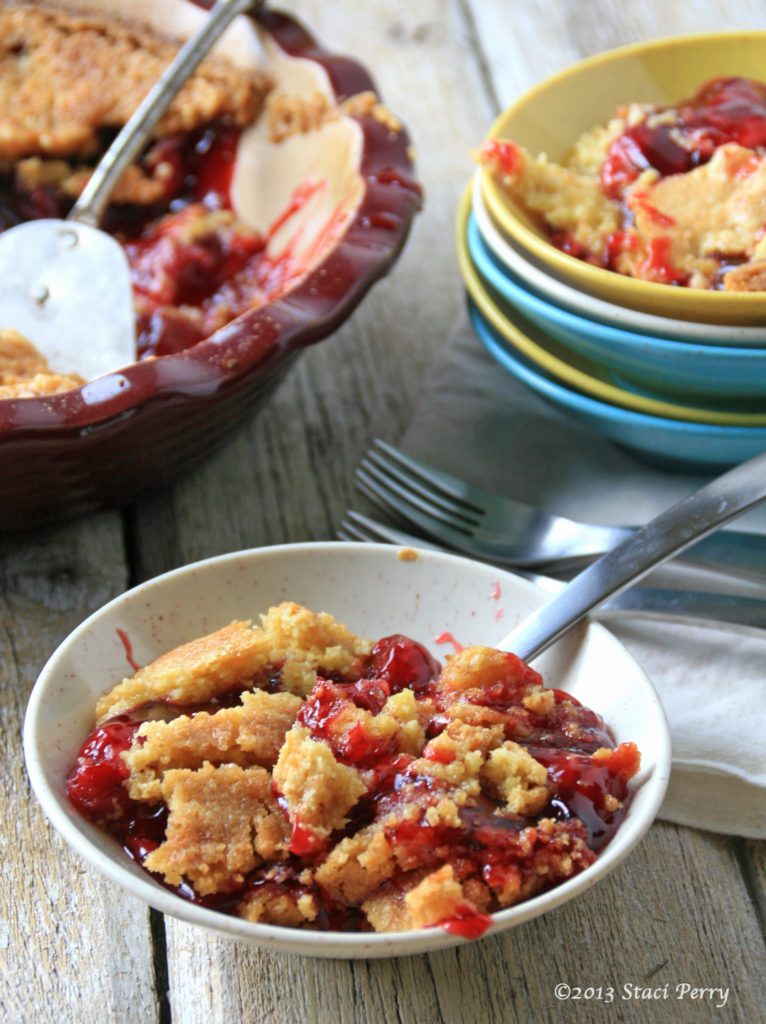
[499,450,766,661]
[0,0,256,383]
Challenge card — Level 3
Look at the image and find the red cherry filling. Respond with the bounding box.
[288,817,326,858]
[553,77,766,282]
[366,634,441,694]
[602,77,766,199]
[531,742,639,851]
[66,630,639,939]
[297,679,396,768]
[440,902,493,940]
[479,139,520,176]
[0,119,307,361]
[66,716,140,822]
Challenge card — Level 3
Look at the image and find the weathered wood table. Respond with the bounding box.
[3,2,765,1022]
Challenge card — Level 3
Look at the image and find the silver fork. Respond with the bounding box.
[356,439,766,580]
[337,511,766,629]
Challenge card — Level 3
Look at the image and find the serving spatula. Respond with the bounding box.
[0,0,255,383]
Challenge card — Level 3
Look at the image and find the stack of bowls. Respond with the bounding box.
[457,32,766,470]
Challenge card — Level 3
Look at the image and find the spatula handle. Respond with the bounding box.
[69,0,258,228]
[499,450,766,662]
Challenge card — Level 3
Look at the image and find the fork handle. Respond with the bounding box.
[499,451,766,662]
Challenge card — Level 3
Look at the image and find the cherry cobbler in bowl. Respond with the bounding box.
[0,2,401,390]
[0,3,419,529]
[479,77,766,291]
[66,602,640,939]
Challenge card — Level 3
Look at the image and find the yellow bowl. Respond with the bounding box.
[457,188,766,426]
[479,32,766,326]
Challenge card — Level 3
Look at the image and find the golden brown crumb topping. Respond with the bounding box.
[68,605,641,938]
[266,88,401,144]
[96,620,268,722]
[125,689,303,801]
[272,726,368,846]
[724,259,766,292]
[143,762,287,895]
[97,603,371,722]
[0,2,270,160]
[0,328,82,399]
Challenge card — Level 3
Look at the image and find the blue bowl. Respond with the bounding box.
[468,301,766,471]
[468,215,766,406]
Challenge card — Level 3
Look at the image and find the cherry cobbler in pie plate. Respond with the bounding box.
[0,2,420,530]
[24,543,670,958]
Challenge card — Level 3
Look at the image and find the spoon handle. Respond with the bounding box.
[69,0,257,228]
[499,451,766,662]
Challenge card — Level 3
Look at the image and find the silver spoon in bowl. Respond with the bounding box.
[0,0,259,384]
[499,450,766,661]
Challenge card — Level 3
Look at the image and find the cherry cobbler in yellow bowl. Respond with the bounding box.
[479,77,766,291]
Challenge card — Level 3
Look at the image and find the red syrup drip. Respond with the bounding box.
[116,628,141,673]
[638,236,688,286]
[479,139,520,176]
[266,179,325,240]
[440,902,493,940]
[434,631,463,653]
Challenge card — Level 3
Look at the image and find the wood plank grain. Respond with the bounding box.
[462,0,766,106]
[740,840,766,940]
[0,516,159,1024]
[125,2,766,1022]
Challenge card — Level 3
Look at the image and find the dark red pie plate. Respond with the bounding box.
[0,6,421,532]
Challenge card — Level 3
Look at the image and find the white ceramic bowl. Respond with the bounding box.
[24,542,670,959]
[472,175,766,348]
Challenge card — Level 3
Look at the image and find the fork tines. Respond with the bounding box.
[357,440,483,538]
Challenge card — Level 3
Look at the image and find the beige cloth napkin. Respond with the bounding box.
[398,319,766,839]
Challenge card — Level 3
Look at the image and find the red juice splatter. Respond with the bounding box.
[435,631,463,653]
[116,628,141,672]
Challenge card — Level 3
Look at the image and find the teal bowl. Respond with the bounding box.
[468,301,766,471]
[468,215,766,407]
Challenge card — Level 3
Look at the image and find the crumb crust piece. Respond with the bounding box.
[143,762,288,895]
[272,726,368,853]
[97,602,371,721]
[0,3,270,160]
[0,328,82,399]
[125,689,302,801]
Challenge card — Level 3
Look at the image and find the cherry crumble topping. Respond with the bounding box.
[67,603,640,939]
